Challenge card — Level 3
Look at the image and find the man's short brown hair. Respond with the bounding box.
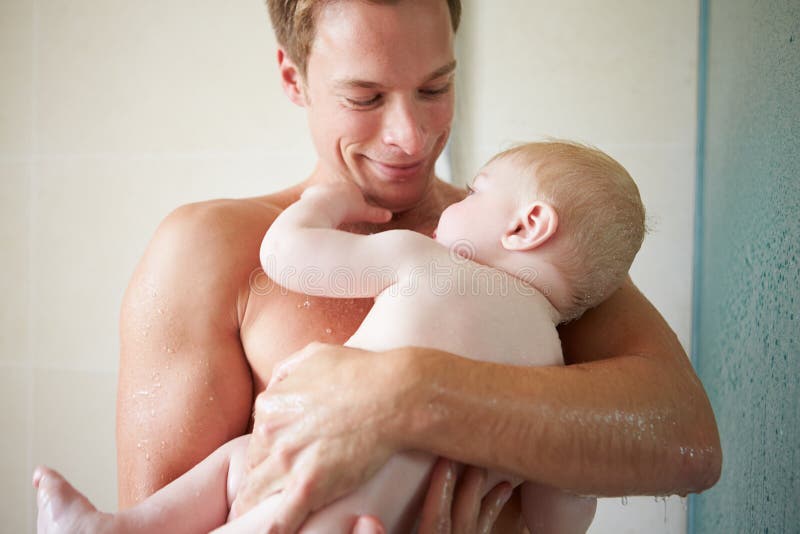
[266,0,461,76]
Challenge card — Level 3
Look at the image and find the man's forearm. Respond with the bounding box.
[391,346,721,497]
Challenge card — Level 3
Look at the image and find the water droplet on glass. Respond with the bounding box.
[621,496,628,506]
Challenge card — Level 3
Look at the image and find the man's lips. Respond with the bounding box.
[365,157,426,180]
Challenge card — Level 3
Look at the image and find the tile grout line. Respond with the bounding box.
[27,0,40,531]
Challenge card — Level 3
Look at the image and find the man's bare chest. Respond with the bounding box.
[239,283,374,392]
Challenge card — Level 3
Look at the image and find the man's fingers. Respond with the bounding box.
[264,478,314,534]
[418,458,457,533]
[233,455,288,516]
[267,345,319,390]
[476,483,513,534]
[451,465,487,534]
[247,411,296,469]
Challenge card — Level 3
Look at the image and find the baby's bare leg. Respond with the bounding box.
[520,482,597,534]
[34,435,250,534]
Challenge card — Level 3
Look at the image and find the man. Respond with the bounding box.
[117,1,721,532]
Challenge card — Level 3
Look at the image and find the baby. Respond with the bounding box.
[34,140,646,534]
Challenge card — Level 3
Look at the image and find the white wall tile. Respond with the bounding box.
[36,0,314,156]
[0,365,33,534]
[0,0,34,156]
[32,368,118,513]
[0,162,31,365]
[453,0,699,181]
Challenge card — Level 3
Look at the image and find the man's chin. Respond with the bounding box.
[362,182,431,213]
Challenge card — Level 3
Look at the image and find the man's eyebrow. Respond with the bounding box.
[424,60,458,82]
[333,60,458,90]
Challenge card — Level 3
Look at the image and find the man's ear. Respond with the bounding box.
[501,201,558,251]
[277,48,308,107]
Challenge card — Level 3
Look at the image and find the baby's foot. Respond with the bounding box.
[33,466,115,534]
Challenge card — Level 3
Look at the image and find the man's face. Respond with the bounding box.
[299,0,456,211]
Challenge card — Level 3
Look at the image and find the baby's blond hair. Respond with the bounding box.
[492,141,646,321]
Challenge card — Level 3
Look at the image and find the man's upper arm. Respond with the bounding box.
[559,276,688,367]
[116,201,256,507]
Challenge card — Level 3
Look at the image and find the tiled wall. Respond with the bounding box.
[1,1,698,532]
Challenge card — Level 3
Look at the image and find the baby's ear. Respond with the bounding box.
[501,201,558,251]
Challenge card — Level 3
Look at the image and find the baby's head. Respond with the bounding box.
[435,140,646,321]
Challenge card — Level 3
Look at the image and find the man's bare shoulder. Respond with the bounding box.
[128,189,301,315]
[154,190,299,262]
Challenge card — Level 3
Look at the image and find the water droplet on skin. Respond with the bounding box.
[160,441,166,449]
[145,453,150,460]
[152,372,160,381]
[209,396,215,402]
[157,308,164,315]
[150,410,155,416]
[325,328,332,335]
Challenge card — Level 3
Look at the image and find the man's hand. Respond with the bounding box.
[231,342,407,531]
[352,459,514,534]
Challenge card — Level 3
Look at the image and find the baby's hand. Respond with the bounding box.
[301,181,393,225]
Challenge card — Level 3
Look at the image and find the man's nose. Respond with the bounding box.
[381,96,427,156]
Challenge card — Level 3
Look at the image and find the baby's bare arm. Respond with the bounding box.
[261,182,439,298]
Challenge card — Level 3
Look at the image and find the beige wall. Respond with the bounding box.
[1,1,697,532]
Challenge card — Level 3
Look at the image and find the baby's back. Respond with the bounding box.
[350,258,562,365]
[301,257,564,533]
